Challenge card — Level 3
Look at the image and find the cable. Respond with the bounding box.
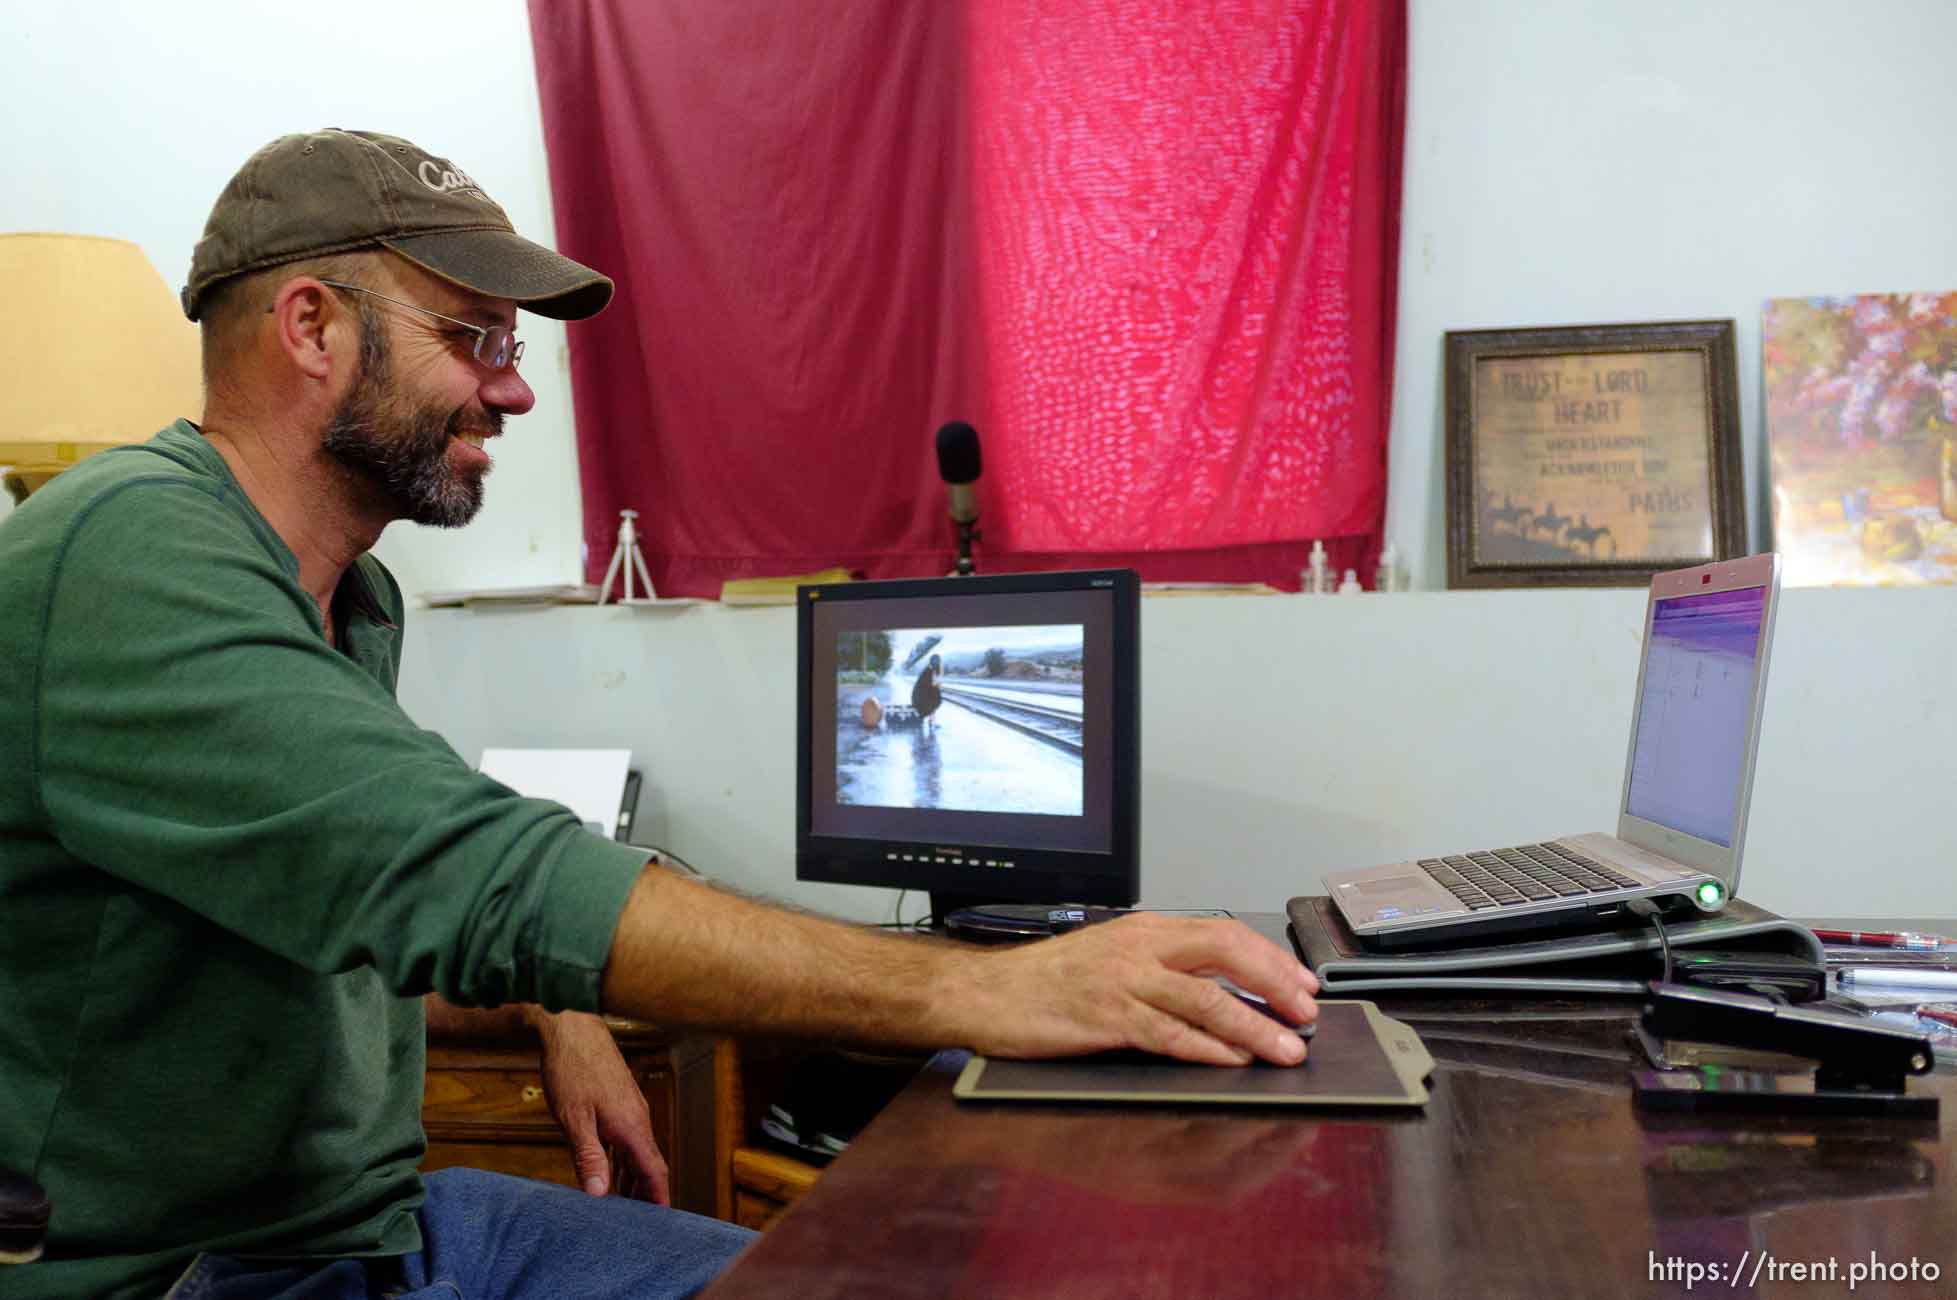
[643,846,703,876]
[1627,898,1673,984]
[875,890,933,931]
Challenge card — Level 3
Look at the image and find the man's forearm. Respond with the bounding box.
[598,867,979,1048]
[599,864,1320,1066]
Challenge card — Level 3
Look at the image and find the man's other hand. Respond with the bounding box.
[533,1010,671,1205]
[947,914,1320,1066]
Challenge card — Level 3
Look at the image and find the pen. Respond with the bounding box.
[1916,1005,1957,1031]
[1811,928,1957,952]
[1837,967,1957,993]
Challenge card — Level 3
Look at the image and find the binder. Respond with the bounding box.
[1287,895,1824,997]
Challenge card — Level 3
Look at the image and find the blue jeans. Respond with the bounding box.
[165,1168,757,1299]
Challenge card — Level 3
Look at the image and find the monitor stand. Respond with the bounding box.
[935,894,1123,941]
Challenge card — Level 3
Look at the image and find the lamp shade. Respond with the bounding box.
[0,233,202,500]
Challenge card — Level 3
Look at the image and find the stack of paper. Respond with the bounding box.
[420,583,601,608]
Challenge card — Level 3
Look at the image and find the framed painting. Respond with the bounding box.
[1444,320,1747,588]
[1763,291,1957,586]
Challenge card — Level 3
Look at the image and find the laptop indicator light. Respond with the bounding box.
[1697,881,1725,907]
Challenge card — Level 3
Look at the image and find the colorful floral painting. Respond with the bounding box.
[1763,292,1957,586]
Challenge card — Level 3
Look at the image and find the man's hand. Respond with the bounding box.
[531,1009,671,1205]
[945,914,1321,1066]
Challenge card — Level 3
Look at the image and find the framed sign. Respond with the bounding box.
[1444,320,1746,588]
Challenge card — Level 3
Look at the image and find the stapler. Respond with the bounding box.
[1631,981,1939,1118]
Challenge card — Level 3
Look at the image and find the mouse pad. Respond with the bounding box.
[952,1001,1433,1107]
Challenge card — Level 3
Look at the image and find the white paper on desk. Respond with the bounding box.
[420,583,601,608]
[479,748,632,834]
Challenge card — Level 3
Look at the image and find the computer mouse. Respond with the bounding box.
[1231,989,1317,1038]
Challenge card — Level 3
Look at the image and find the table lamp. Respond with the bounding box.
[0,233,202,504]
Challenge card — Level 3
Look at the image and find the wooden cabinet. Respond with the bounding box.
[730,1146,821,1230]
[420,1022,840,1230]
[421,1019,727,1219]
[723,1038,827,1229]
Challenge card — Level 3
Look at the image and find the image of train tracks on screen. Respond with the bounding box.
[834,624,1084,817]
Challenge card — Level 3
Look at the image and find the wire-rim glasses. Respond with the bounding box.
[317,279,524,371]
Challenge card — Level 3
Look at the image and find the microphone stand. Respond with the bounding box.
[953,518,979,576]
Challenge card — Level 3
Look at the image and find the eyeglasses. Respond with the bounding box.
[317,280,524,371]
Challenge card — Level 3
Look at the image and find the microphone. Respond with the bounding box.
[936,421,981,523]
[934,421,982,575]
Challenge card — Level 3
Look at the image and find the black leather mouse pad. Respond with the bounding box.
[952,1001,1433,1107]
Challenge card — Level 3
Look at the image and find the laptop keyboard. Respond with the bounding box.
[1418,842,1642,910]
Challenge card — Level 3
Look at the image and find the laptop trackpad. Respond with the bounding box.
[1337,870,1460,917]
[1353,873,1424,893]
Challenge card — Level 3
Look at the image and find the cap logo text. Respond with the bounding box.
[417,161,488,201]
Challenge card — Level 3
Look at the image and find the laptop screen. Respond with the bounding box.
[1622,584,1769,846]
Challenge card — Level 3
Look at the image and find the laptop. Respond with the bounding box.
[1325,552,1782,950]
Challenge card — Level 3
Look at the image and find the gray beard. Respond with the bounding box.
[320,316,498,528]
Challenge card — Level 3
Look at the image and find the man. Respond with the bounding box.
[0,129,1318,1299]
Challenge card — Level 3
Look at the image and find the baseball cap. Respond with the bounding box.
[181,128,613,322]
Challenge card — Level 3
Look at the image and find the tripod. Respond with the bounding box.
[598,508,657,604]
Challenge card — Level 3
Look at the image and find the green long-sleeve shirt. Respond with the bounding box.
[0,422,649,1299]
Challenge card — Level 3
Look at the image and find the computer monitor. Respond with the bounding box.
[797,568,1140,924]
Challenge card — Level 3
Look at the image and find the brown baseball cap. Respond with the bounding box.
[181,128,613,322]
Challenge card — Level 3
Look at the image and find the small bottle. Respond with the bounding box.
[1337,568,1362,595]
[1304,539,1330,593]
[1375,542,1400,593]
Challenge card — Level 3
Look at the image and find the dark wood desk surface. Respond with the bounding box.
[708,914,1957,1299]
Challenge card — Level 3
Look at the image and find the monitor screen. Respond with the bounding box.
[797,569,1139,916]
[1623,583,1769,846]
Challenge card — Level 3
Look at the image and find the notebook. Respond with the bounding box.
[1324,553,1782,950]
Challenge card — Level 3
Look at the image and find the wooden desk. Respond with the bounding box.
[707,916,1957,1298]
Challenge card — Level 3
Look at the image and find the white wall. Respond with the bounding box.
[1390,0,1957,583]
[9,2,1954,919]
[2,1,586,595]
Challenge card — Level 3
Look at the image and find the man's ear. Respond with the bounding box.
[267,278,344,383]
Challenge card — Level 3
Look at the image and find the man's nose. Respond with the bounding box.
[481,364,535,417]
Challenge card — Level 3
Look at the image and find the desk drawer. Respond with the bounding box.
[422,1068,557,1139]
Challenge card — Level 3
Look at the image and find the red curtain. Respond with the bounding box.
[530,0,1404,597]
